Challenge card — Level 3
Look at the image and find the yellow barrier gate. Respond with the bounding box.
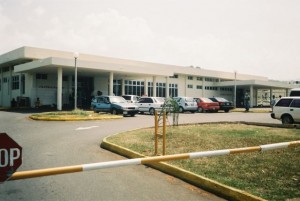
[8,140,300,181]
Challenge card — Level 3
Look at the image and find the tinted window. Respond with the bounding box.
[139,98,153,103]
[290,91,300,96]
[275,99,293,107]
[290,99,300,108]
[122,96,131,100]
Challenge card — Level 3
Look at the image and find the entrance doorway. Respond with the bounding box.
[76,77,94,109]
[236,88,244,108]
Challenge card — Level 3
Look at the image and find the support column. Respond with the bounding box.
[270,88,273,103]
[250,85,254,107]
[57,67,63,111]
[109,72,114,96]
[153,76,157,97]
[144,79,148,96]
[122,79,125,95]
[166,77,169,98]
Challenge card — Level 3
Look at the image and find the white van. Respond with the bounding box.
[289,88,300,97]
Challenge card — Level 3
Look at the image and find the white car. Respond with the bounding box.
[122,95,140,103]
[271,97,300,124]
[173,96,198,113]
[137,97,165,115]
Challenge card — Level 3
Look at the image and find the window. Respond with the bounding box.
[125,80,144,96]
[290,99,300,108]
[169,84,178,97]
[36,73,47,80]
[205,77,216,82]
[139,98,153,103]
[12,75,19,90]
[21,75,25,94]
[188,76,193,80]
[0,78,1,90]
[169,74,178,79]
[220,87,233,92]
[156,83,166,97]
[205,86,218,91]
[147,82,165,97]
[276,99,293,107]
[196,85,202,89]
[63,76,68,82]
[3,67,9,72]
[197,77,202,81]
[113,80,122,96]
[3,77,8,83]
[187,84,193,89]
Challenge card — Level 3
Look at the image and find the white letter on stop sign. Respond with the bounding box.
[0,148,21,167]
[0,149,8,167]
[10,148,20,166]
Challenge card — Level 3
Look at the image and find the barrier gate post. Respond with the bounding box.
[154,111,166,155]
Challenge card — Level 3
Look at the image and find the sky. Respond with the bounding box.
[0,0,299,81]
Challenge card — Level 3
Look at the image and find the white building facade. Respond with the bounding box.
[0,46,295,110]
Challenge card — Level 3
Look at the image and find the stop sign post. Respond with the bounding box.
[0,133,22,182]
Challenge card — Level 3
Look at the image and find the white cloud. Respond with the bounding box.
[0,1,300,81]
[34,6,45,16]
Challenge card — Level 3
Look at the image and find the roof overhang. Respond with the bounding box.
[14,57,175,77]
[216,80,294,89]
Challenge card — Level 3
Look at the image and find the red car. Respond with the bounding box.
[194,98,220,113]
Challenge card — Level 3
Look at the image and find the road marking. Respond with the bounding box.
[76,126,99,130]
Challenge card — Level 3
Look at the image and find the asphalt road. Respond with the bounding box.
[0,110,279,201]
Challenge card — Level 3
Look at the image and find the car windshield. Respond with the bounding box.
[185,97,194,102]
[109,96,127,103]
[154,97,165,103]
[215,97,228,102]
[201,98,213,102]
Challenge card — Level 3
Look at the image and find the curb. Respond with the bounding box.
[100,137,266,201]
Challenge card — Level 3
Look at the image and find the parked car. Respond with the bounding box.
[194,97,220,113]
[91,95,139,117]
[271,97,300,124]
[173,97,198,113]
[209,97,234,112]
[137,97,165,115]
[122,95,140,103]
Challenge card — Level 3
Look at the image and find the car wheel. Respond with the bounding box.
[197,107,203,113]
[130,114,135,117]
[224,109,229,113]
[282,115,294,124]
[149,108,155,115]
[111,108,118,115]
[179,107,184,113]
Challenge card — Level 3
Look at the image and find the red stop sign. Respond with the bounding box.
[0,133,22,182]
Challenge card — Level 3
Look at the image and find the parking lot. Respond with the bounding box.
[0,110,279,201]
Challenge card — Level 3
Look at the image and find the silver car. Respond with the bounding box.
[173,97,198,113]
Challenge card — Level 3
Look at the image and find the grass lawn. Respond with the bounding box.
[107,123,300,201]
[29,110,122,120]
